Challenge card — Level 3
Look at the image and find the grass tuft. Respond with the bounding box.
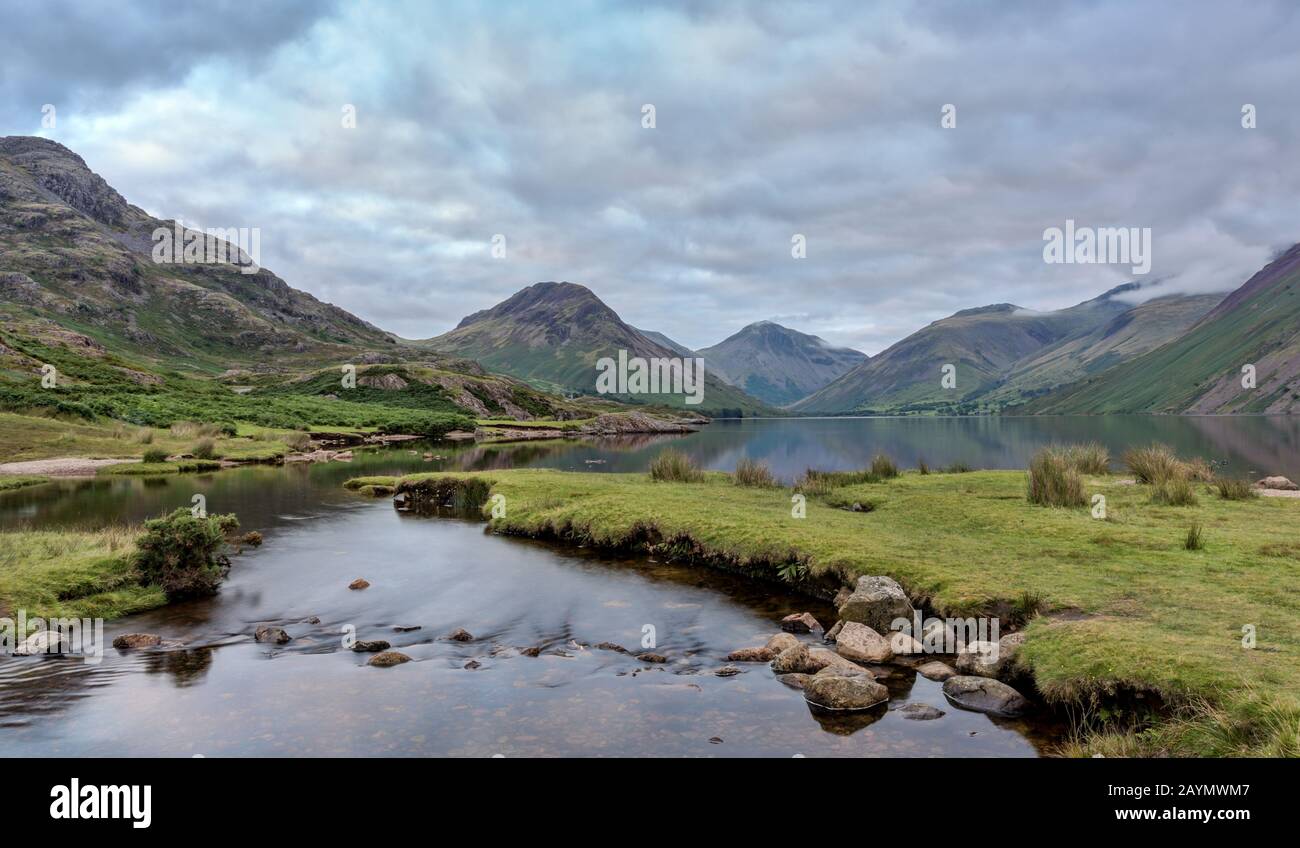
[733,457,776,488]
[1216,478,1258,501]
[1027,447,1086,507]
[1151,476,1198,506]
[649,449,704,483]
[1124,443,1184,484]
[1184,522,1205,550]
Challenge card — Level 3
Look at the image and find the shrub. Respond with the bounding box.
[649,448,703,483]
[170,421,223,439]
[793,471,833,497]
[1061,442,1110,475]
[1216,478,1258,500]
[239,531,264,547]
[280,431,312,451]
[142,448,168,463]
[133,428,155,444]
[1124,443,1184,484]
[191,438,216,460]
[1185,523,1205,551]
[733,458,776,488]
[943,462,973,473]
[133,508,239,600]
[1151,476,1198,506]
[870,453,899,479]
[1183,457,1215,482]
[917,458,930,475]
[1027,447,1086,507]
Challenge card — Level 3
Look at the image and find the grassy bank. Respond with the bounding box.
[0,475,49,491]
[347,464,1300,756]
[99,459,223,476]
[0,526,163,619]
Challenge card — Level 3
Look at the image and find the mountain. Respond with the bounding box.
[0,136,395,371]
[419,282,770,414]
[697,321,866,406]
[634,328,696,358]
[1022,245,1300,414]
[984,292,1225,405]
[791,287,1135,414]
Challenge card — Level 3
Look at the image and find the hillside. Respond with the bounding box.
[698,321,866,406]
[1023,245,1300,414]
[791,287,1135,414]
[419,282,770,415]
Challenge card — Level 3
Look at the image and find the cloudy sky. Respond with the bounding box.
[3,0,1298,354]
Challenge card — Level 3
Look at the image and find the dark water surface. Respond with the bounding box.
[3,415,1295,756]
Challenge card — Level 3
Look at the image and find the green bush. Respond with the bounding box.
[649,449,703,483]
[1027,447,1086,507]
[142,448,168,463]
[133,508,239,600]
[1151,476,1199,506]
[1124,443,1184,484]
[733,457,776,488]
[1216,478,1258,500]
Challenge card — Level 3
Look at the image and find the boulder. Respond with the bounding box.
[464,660,481,670]
[916,661,958,682]
[637,652,668,664]
[835,621,893,663]
[348,578,370,590]
[368,651,411,667]
[808,647,868,676]
[942,675,1029,716]
[765,632,800,654]
[447,628,474,642]
[898,703,946,720]
[254,625,291,645]
[955,632,1025,679]
[725,646,774,662]
[888,629,924,657]
[112,633,161,650]
[352,639,390,652]
[824,620,844,642]
[771,644,821,675]
[1257,476,1298,491]
[833,585,855,610]
[776,673,812,690]
[803,674,889,711]
[781,612,822,634]
[837,575,915,634]
[715,666,742,677]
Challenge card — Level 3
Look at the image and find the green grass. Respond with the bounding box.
[648,448,703,482]
[0,475,49,491]
[347,467,1300,757]
[0,411,290,464]
[98,459,223,476]
[475,418,592,430]
[733,457,777,488]
[1027,446,1087,507]
[0,526,165,619]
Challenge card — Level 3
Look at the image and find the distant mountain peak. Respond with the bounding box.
[699,321,865,407]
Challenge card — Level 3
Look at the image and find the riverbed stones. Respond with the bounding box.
[254,625,291,644]
[725,646,774,662]
[1257,475,1298,490]
[368,651,411,667]
[781,612,822,634]
[352,639,390,652]
[112,633,161,649]
[942,675,1029,716]
[447,627,474,642]
[348,578,370,590]
[765,632,800,654]
[715,665,742,677]
[833,585,855,610]
[595,642,629,654]
[15,631,67,655]
[776,672,812,690]
[837,575,915,634]
[898,703,945,720]
[955,632,1025,679]
[835,621,893,663]
[803,673,889,711]
[637,652,668,664]
[824,620,844,642]
[808,647,868,676]
[916,661,958,681]
[771,644,820,675]
[889,630,924,657]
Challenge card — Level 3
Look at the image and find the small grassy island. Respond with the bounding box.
[346,445,1300,757]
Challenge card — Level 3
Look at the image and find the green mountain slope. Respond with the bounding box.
[419,282,770,415]
[1021,245,1300,414]
[697,321,866,406]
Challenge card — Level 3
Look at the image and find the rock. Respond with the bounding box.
[835,621,893,663]
[898,703,946,720]
[771,644,821,675]
[781,612,822,634]
[837,575,916,634]
[942,675,1030,716]
[464,660,481,670]
[352,639,390,652]
[520,646,542,657]
[956,633,1024,679]
[16,631,67,655]
[1257,475,1298,491]
[808,647,868,676]
[715,666,742,677]
[112,633,161,649]
[776,673,812,690]
[303,616,321,625]
[916,661,958,681]
[637,652,668,664]
[803,674,890,711]
[254,625,290,644]
[447,628,473,642]
[889,630,924,656]
[765,632,800,654]
[368,651,411,667]
[348,578,370,590]
[832,585,855,610]
[824,620,844,642]
[595,642,629,654]
[392,625,420,632]
[850,502,865,512]
[725,647,774,662]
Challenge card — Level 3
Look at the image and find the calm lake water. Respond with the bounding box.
[2,415,1296,757]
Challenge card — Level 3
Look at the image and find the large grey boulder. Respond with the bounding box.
[771,644,821,675]
[954,632,1025,679]
[803,674,889,711]
[834,621,893,663]
[942,675,1029,716]
[837,575,915,634]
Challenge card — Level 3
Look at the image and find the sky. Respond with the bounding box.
[3,0,1299,354]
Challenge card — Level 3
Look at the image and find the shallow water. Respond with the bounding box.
[7,414,1291,757]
